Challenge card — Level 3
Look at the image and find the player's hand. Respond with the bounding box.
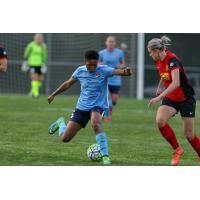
[124,67,132,76]
[156,88,162,96]
[148,96,162,107]
[41,64,47,74]
[48,95,54,104]
[21,61,29,73]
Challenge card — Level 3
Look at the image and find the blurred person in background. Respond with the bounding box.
[120,42,129,64]
[0,46,8,73]
[99,36,125,122]
[21,33,47,98]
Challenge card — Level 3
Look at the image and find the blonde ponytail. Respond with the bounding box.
[148,35,171,51]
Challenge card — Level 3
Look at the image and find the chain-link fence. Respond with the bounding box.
[0,33,137,97]
[0,33,200,98]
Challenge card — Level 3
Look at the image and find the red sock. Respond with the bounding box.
[187,134,200,157]
[159,124,179,150]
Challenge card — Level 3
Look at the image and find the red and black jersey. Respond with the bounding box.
[156,51,194,101]
[0,46,8,59]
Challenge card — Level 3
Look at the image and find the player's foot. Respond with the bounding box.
[104,117,111,123]
[48,117,65,135]
[102,156,111,165]
[171,147,184,166]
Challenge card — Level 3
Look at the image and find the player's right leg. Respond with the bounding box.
[48,116,82,141]
[156,102,183,166]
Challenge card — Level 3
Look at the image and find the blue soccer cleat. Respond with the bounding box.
[48,117,65,135]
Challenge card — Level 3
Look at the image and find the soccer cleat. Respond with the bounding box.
[48,117,65,135]
[102,156,112,165]
[171,147,184,166]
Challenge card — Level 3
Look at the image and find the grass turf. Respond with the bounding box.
[0,94,200,166]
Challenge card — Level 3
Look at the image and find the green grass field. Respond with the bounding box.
[0,94,200,166]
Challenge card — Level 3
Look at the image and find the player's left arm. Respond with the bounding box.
[112,67,131,76]
[42,43,48,64]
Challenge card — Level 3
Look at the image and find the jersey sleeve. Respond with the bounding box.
[102,66,114,77]
[0,47,8,59]
[168,58,182,71]
[71,68,79,80]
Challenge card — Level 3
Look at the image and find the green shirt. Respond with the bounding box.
[24,41,47,67]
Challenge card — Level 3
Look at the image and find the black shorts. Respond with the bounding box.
[108,85,121,94]
[30,66,42,75]
[69,106,104,128]
[161,97,196,118]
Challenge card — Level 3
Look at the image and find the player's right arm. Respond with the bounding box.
[24,42,32,60]
[156,78,164,96]
[48,77,77,104]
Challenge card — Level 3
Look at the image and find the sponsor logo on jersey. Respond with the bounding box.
[160,72,170,80]
[96,73,100,78]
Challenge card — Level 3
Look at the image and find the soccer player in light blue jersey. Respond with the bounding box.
[99,36,125,122]
[48,50,131,165]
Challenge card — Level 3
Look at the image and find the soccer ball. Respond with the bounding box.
[87,144,102,162]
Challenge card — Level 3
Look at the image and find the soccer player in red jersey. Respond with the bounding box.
[148,35,200,165]
[0,46,8,72]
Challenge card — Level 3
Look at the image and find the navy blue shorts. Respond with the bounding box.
[108,85,121,94]
[70,106,104,128]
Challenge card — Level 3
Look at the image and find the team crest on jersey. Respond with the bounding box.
[160,72,170,80]
[96,73,100,78]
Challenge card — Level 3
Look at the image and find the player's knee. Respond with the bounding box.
[92,123,101,133]
[156,117,167,128]
[61,136,71,143]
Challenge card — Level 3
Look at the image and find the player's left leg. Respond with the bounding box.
[91,108,111,164]
[180,97,200,161]
[182,117,200,159]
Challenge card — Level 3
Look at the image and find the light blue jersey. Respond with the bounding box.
[72,65,114,111]
[99,48,125,86]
